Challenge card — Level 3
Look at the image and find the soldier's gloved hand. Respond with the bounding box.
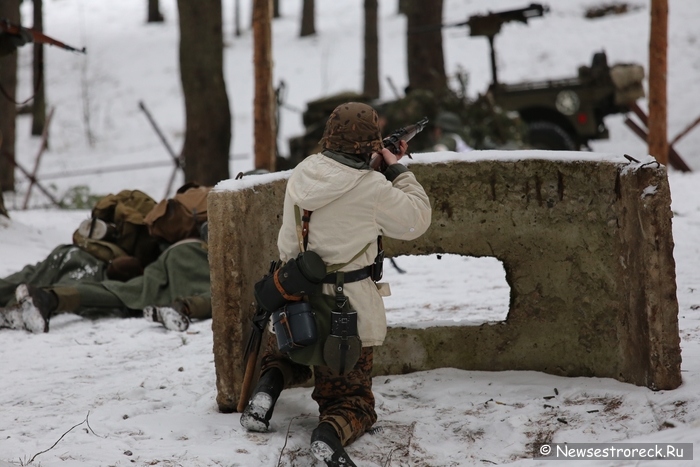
[394,140,409,160]
[378,140,408,166]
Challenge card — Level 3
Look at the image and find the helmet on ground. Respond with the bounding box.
[319,102,383,155]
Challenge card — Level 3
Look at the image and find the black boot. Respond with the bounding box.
[239,368,284,432]
[15,284,57,333]
[310,423,357,467]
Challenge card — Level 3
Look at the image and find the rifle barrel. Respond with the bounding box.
[370,117,429,170]
[1,19,86,54]
[411,3,548,35]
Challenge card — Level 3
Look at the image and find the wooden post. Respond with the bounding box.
[648,0,668,165]
[234,0,241,37]
[253,0,276,171]
[0,0,20,192]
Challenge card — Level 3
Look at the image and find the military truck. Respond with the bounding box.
[285,3,645,165]
[458,3,645,150]
[285,88,527,168]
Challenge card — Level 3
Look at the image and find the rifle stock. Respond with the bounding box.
[237,261,278,412]
[1,19,86,54]
[237,345,260,412]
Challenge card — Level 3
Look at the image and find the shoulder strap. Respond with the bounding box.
[293,205,312,252]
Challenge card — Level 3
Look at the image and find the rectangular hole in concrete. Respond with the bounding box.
[382,254,510,327]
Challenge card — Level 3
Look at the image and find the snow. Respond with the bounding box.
[2,0,700,465]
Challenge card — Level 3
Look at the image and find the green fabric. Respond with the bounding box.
[286,292,357,367]
[53,284,123,311]
[100,240,210,311]
[0,245,108,306]
[287,293,334,366]
[47,240,210,317]
[322,149,371,170]
[321,148,409,182]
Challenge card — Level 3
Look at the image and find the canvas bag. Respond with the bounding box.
[73,189,160,266]
[145,183,212,244]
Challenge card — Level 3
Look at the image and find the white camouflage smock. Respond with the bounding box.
[277,152,432,347]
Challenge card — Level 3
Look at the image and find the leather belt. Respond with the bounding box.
[323,266,372,284]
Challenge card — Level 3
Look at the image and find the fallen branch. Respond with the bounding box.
[277,413,312,467]
[28,411,100,464]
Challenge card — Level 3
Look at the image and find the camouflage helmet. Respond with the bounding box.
[435,111,463,133]
[319,102,383,155]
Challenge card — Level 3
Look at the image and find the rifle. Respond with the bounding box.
[464,3,548,38]
[237,260,279,413]
[0,19,86,54]
[370,117,429,171]
[409,4,548,85]
[412,3,548,35]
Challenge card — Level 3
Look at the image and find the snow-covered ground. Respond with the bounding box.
[2,1,700,465]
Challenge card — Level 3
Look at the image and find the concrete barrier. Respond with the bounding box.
[208,153,681,413]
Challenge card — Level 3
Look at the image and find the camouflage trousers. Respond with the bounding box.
[261,335,377,446]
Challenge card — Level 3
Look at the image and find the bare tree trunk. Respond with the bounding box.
[273,0,280,18]
[234,0,242,36]
[0,132,8,217]
[177,0,231,185]
[398,0,409,15]
[648,0,668,165]
[147,0,165,23]
[300,0,315,37]
[363,0,380,99]
[406,0,446,93]
[31,0,47,137]
[253,0,275,171]
[0,183,7,217]
[0,0,20,193]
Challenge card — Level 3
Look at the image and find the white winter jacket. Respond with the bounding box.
[277,152,432,346]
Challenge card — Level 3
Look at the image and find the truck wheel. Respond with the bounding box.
[527,121,578,151]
